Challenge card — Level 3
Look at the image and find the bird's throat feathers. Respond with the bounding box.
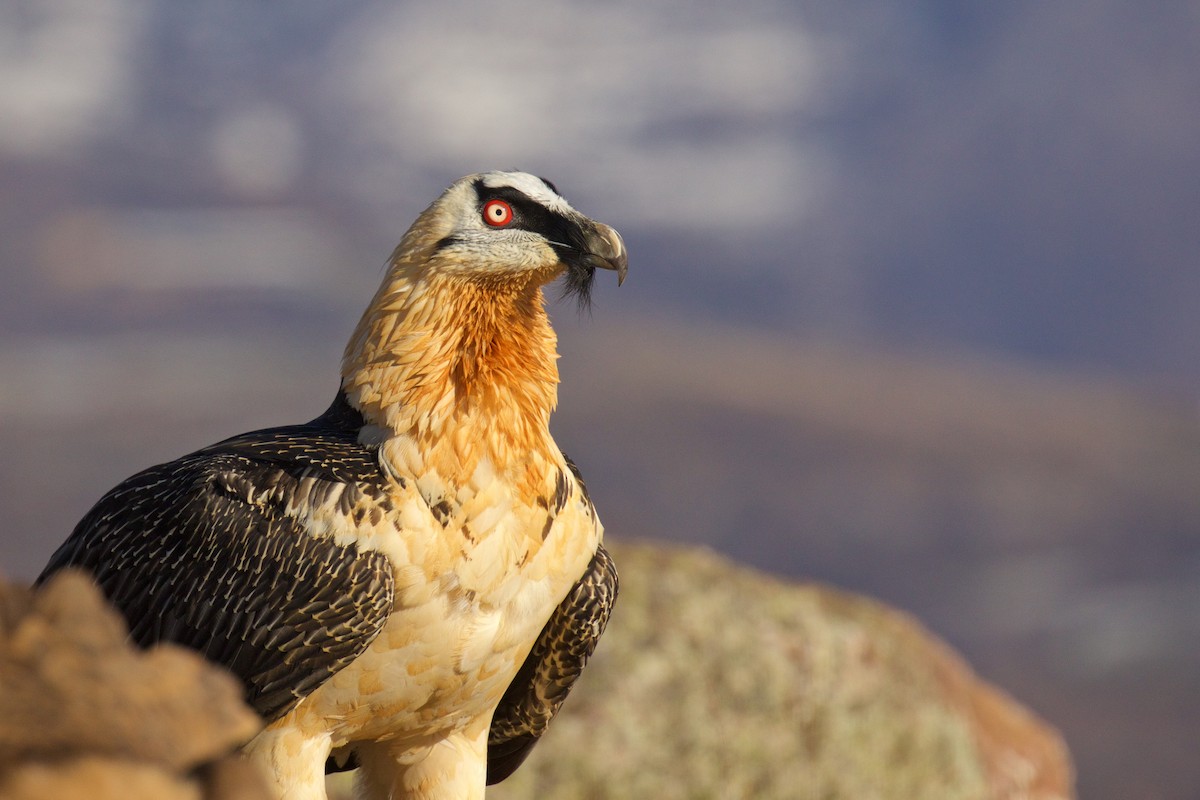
[341,262,561,482]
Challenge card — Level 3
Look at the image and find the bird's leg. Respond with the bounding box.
[242,726,333,800]
[353,718,489,800]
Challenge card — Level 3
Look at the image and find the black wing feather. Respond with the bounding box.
[38,393,396,723]
[486,543,618,784]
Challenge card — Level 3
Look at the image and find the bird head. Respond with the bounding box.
[397,171,627,307]
[343,171,626,457]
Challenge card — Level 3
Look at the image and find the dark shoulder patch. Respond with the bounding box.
[197,394,382,488]
[309,389,368,432]
[560,452,592,506]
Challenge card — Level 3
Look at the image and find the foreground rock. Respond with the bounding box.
[0,570,267,800]
[487,540,1075,800]
[1,548,1073,799]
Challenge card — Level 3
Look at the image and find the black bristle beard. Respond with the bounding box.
[558,263,596,313]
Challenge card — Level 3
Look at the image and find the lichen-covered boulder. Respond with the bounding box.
[488,540,1074,800]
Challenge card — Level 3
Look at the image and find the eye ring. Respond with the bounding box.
[482,199,514,227]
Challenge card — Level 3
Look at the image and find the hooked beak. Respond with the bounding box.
[577,222,628,286]
[553,216,628,309]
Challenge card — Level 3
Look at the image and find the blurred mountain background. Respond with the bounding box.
[1,1,1196,797]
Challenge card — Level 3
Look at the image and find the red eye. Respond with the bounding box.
[482,199,514,227]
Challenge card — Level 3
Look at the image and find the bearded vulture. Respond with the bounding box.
[38,171,624,800]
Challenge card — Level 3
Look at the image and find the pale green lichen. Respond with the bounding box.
[491,541,992,800]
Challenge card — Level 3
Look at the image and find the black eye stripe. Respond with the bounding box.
[471,182,577,243]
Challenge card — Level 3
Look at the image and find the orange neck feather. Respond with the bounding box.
[341,261,561,483]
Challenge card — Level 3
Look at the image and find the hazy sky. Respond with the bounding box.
[3,0,1193,584]
[3,6,1198,796]
[4,0,1197,386]
[2,0,1199,424]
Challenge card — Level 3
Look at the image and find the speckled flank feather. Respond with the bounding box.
[38,171,625,800]
[487,544,619,784]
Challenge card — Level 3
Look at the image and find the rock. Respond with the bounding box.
[2,550,1073,799]
[0,757,201,800]
[0,570,268,799]
[488,540,1075,800]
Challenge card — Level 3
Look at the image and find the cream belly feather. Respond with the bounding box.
[245,449,602,799]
